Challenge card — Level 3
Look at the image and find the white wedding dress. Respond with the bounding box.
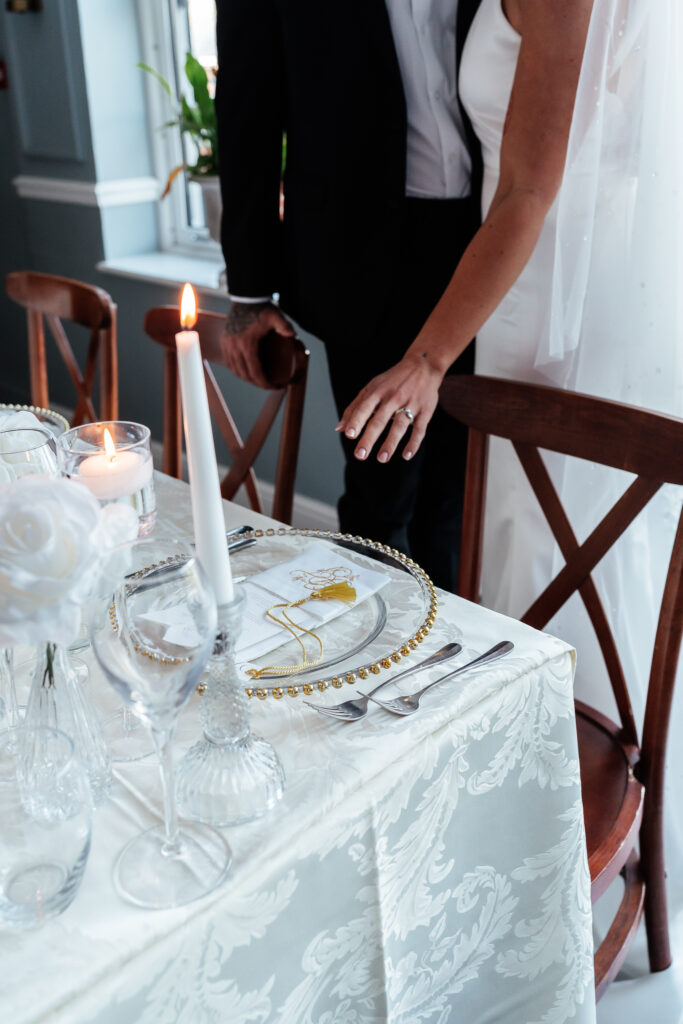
[459,0,556,617]
[458,0,683,975]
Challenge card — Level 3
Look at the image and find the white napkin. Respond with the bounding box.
[136,543,389,674]
[236,541,388,663]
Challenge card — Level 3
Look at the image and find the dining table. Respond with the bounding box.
[0,472,596,1024]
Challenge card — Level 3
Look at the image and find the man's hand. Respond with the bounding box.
[221,301,295,387]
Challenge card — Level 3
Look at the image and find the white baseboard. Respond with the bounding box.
[230,476,339,531]
[158,440,339,531]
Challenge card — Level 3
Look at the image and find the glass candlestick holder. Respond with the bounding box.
[57,421,155,536]
[176,586,285,827]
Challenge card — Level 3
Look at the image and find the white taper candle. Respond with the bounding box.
[175,283,234,605]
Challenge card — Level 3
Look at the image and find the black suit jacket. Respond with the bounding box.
[216,0,483,345]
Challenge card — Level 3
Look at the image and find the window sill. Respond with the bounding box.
[97,252,227,298]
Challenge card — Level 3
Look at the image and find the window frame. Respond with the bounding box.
[136,0,222,260]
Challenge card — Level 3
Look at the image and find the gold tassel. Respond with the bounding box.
[246,581,357,679]
[309,582,357,604]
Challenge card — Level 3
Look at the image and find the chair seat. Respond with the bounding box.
[576,700,645,899]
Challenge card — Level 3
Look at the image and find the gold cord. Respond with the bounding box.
[246,581,357,679]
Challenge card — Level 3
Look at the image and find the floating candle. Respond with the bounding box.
[77,428,153,501]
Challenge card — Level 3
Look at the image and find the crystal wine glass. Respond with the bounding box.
[0,426,58,481]
[89,537,230,908]
[0,427,59,716]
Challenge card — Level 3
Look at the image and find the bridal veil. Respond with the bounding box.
[535,0,683,970]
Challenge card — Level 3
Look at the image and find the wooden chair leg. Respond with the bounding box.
[27,309,49,409]
[100,307,118,421]
[594,852,646,1000]
[163,351,183,479]
[641,802,672,971]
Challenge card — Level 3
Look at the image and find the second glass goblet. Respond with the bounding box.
[0,425,58,482]
[90,537,230,909]
[57,422,155,734]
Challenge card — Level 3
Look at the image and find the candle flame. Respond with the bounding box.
[180,282,198,329]
[103,427,117,463]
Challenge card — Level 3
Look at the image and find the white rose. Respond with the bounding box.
[0,475,136,645]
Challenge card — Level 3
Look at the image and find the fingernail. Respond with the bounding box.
[346,428,357,439]
[335,422,343,432]
[378,451,388,463]
[404,450,414,461]
[356,447,367,460]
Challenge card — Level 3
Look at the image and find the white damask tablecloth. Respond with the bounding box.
[0,475,596,1024]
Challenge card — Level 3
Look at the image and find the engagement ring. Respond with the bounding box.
[395,407,415,423]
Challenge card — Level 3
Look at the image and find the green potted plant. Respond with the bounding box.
[138,52,222,241]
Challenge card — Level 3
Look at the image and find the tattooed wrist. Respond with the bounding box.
[225,300,274,333]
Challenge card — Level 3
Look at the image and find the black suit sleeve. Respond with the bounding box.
[215,0,284,298]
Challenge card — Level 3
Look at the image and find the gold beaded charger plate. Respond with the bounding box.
[228,528,445,702]
[0,402,70,435]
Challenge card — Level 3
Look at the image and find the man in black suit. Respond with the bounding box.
[216,0,482,591]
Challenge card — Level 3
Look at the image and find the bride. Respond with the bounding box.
[338,0,683,977]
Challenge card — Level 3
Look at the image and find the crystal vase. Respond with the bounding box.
[176,587,285,827]
[0,648,19,730]
[23,643,112,805]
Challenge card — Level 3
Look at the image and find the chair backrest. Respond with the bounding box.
[6,270,118,426]
[144,305,309,525]
[440,374,683,801]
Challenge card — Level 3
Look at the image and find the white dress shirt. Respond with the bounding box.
[229,0,470,302]
[386,0,470,199]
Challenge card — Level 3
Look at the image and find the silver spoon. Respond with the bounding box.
[364,640,514,716]
[303,641,463,722]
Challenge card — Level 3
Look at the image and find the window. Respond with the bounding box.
[137,0,220,257]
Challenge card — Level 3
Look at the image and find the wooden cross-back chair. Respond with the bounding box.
[144,306,309,525]
[6,271,118,426]
[440,375,683,999]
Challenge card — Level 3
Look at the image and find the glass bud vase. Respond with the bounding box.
[23,643,112,805]
[0,648,19,730]
[176,586,285,827]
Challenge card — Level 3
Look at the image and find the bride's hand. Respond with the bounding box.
[336,355,444,463]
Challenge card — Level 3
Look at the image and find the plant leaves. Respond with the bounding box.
[161,163,186,199]
[139,54,218,176]
[189,152,219,175]
[137,61,173,100]
[184,52,216,130]
[180,95,203,132]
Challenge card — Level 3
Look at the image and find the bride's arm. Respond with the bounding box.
[338,0,593,463]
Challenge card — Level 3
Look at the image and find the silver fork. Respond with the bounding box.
[303,642,462,722]
[365,640,514,716]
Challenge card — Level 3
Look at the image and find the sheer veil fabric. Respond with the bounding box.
[541,0,683,404]
[547,4,683,966]
[468,0,683,971]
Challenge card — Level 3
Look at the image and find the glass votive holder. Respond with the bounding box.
[57,421,156,535]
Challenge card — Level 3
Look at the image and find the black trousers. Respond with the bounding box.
[326,196,478,592]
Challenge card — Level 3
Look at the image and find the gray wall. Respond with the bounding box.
[0,0,344,509]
